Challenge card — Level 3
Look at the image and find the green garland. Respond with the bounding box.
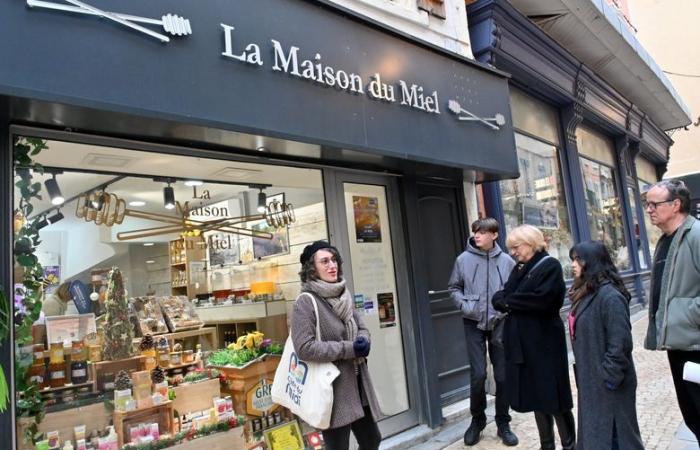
[13,137,49,444]
[121,416,246,450]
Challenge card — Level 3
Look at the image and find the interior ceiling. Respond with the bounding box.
[19,139,323,217]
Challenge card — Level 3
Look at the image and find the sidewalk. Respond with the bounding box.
[433,311,697,450]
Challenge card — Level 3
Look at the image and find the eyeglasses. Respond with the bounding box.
[317,257,338,267]
[643,199,675,210]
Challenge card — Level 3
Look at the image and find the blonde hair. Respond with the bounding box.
[506,225,546,252]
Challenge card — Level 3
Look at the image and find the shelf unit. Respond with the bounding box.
[169,236,206,298]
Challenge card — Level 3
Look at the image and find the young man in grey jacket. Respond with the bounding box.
[643,180,700,442]
[448,218,517,446]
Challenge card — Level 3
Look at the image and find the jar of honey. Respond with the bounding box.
[49,342,65,364]
[28,362,48,389]
[70,341,89,385]
[48,361,67,388]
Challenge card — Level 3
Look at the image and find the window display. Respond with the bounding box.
[500,133,574,276]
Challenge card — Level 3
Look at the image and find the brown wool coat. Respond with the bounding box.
[291,292,382,429]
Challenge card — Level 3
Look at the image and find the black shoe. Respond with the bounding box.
[463,421,485,446]
[497,424,519,446]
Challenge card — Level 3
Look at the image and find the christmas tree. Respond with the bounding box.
[102,268,134,360]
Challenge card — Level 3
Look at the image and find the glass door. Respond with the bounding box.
[324,170,419,437]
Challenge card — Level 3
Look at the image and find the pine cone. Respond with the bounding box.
[115,370,133,391]
[139,334,155,352]
[151,366,166,385]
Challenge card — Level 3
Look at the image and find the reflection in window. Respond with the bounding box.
[580,157,630,270]
[639,179,662,259]
[501,133,574,276]
[628,186,647,270]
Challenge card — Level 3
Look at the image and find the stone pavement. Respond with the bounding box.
[438,312,696,450]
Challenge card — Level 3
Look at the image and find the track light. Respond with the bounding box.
[91,192,106,210]
[257,189,267,213]
[35,216,49,230]
[163,182,176,210]
[45,174,64,206]
[47,211,64,224]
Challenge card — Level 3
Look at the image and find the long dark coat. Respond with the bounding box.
[492,251,573,414]
[571,283,643,450]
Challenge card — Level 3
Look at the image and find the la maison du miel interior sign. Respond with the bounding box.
[221,24,442,115]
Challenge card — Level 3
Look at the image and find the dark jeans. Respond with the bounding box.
[321,406,381,450]
[463,318,510,426]
[667,350,700,442]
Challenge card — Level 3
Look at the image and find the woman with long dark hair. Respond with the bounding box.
[568,241,643,449]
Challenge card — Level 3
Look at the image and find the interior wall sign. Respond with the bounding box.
[26,0,192,43]
[448,99,505,130]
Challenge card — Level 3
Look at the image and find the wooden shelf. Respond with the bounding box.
[171,262,186,267]
[163,360,198,371]
[40,381,93,394]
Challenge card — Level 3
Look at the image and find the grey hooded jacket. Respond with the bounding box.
[448,239,515,330]
[645,215,700,351]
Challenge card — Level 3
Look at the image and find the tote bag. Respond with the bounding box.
[271,293,340,429]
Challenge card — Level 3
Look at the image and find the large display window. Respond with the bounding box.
[12,137,332,450]
[636,156,662,260]
[500,133,574,276]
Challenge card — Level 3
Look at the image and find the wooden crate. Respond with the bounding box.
[17,403,112,450]
[113,401,174,448]
[91,355,145,391]
[213,355,281,416]
[172,378,221,416]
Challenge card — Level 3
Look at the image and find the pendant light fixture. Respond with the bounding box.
[45,173,64,206]
[257,188,267,213]
[163,181,176,210]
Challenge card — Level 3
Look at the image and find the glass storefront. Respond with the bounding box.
[501,133,574,276]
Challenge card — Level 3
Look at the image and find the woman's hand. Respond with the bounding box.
[353,336,371,357]
[492,291,508,312]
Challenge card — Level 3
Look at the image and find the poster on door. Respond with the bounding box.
[353,196,382,243]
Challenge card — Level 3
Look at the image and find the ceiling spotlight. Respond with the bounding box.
[257,188,267,213]
[129,200,146,207]
[35,216,49,230]
[45,174,64,206]
[163,182,176,210]
[143,242,155,247]
[47,211,64,224]
[145,260,156,264]
[184,180,203,187]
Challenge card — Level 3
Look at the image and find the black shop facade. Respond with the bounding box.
[0,0,517,448]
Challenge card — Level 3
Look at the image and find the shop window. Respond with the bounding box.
[500,133,574,276]
[579,157,630,271]
[509,88,560,146]
[639,178,663,258]
[12,137,328,449]
[627,185,647,270]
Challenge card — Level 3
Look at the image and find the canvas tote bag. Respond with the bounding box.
[271,293,340,429]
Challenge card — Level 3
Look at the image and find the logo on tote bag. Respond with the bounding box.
[285,352,309,405]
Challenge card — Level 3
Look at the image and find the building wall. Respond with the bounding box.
[628,0,700,178]
[328,0,474,58]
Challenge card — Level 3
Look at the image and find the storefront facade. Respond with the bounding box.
[1,0,519,447]
[467,0,691,304]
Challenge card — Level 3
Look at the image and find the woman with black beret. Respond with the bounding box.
[291,240,382,450]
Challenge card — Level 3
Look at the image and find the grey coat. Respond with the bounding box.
[571,283,643,450]
[291,291,381,429]
[645,215,700,351]
[448,239,515,330]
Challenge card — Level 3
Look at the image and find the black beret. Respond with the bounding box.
[300,240,335,265]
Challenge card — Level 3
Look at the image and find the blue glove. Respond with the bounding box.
[353,336,370,358]
[605,380,619,391]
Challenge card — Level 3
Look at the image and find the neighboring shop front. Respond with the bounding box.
[468,0,691,305]
[0,0,518,448]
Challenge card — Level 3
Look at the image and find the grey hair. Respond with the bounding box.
[298,246,343,282]
[653,179,691,214]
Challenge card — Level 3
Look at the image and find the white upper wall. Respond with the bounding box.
[628,0,700,177]
[327,0,474,58]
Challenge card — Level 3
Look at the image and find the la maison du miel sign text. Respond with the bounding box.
[221,24,441,115]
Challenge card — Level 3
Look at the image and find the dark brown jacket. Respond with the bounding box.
[291,292,381,429]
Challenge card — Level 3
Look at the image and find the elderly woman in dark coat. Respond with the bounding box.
[568,241,643,449]
[492,225,575,450]
[291,241,382,450]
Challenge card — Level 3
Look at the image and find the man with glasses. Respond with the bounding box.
[643,179,700,442]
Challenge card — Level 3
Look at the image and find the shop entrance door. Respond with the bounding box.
[324,170,420,437]
[416,181,470,405]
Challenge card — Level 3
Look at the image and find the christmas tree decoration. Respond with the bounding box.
[151,366,166,385]
[115,370,133,391]
[102,268,134,361]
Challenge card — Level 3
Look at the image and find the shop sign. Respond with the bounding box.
[246,378,279,417]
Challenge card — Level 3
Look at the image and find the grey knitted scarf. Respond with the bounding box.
[302,278,358,343]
